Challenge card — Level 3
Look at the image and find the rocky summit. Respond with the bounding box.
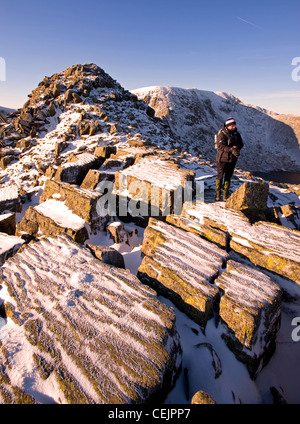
[0,63,300,404]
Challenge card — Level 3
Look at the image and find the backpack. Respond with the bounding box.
[214,129,228,149]
[214,133,218,149]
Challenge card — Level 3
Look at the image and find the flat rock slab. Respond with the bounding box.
[138,218,229,326]
[215,260,282,377]
[183,202,300,284]
[0,232,25,266]
[0,234,181,404]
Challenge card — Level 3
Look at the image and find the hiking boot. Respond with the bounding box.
[223,180,230,200]
[215,179,222,201]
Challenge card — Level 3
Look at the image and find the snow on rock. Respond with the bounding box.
[114,155,195,218]
[215,260,282,378]
[16,199,89,244]
[0,234,181,404]
[53,152,100,185]
[0,212,16,235]
[40,179,108,231]
[0,232,24,266]
[137,218,229,327]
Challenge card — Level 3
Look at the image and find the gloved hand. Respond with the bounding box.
[231,148,240,157]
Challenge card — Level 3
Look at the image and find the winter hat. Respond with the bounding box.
[225,117,236,127]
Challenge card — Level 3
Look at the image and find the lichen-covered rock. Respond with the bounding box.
[215,260,282,377]
[225,181,269,222]
[166,213,229,248]
[0,234,182,404]
[230,222,300,284]
[137,218,229,327]
[191,390,217,404]
[80,168,115,190]
[16,199,89,244]
[114,156,195,217]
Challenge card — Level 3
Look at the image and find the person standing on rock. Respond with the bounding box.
[215,117,243,201]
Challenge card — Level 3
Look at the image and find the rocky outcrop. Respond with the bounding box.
[138,218,229,327]
[0,232,24,266]
[0,234,181,404]
[137,217,283,377]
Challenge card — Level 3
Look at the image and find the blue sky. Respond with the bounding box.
[1,0,299,114]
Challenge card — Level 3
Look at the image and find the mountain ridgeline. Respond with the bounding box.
[133,86,300,172]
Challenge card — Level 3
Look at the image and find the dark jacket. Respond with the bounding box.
[216,125,244,163]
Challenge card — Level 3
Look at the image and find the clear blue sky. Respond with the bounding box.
[1,0,299,114]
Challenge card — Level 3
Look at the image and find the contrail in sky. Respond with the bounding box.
[237,16,263,30]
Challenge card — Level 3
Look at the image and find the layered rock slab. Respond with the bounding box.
[215,260,282,377]
[114,156,195,217]
[53,153,100,185]
[137,218,229,326]
[40,179,108,231]
[0,233,25,266]
[182,202,300,284]
[0,234,181,404]
[16,199,89,244]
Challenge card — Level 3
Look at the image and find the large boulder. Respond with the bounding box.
[215,260,282,378]
[0,234,182,404]
[16,199,89,244]
[225,181,269,222]
[137,218,229,327]
[114,155,195,219]
[53,153,100,185]
[40,179,108,231]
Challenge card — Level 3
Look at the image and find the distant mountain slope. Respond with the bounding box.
[132,86,300,172]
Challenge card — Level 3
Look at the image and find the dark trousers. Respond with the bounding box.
[217,161,236,182]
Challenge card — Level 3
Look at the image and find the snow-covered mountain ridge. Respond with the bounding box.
[132,86,300,172]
